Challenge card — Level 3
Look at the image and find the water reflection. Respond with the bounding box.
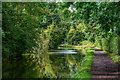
[2,49,84,78]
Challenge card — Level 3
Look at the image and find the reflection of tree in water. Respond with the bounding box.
[31,53,56,78]
[66,54,76,77]
[3,51,84,78]
[30,23,57,78]
[49,54,70,78]
[66,54,84,77]
[42,53,56,78]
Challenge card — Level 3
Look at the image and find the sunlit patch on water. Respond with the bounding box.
[48,50,77,54]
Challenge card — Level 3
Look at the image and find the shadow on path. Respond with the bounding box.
[90,47,120,80]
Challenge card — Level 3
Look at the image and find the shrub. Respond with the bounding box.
[101,38,109,51]
[109,35,120,55]
[94,36,102,49]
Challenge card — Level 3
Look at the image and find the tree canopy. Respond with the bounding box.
[2,2,120,57]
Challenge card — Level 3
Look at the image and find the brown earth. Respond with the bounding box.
[90,47,120,80]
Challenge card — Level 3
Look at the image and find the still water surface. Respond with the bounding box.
[3,49,84,78]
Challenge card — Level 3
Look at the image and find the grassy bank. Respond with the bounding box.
[103,51,120,64]
[58,43,86,50]
[72,47,95,79]
[58,44,95,79]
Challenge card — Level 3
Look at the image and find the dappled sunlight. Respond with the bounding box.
[2,2,120,79]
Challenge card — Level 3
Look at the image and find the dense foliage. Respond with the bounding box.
[2,2,71,58]
[2,2,120,78]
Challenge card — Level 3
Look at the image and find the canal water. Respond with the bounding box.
[2,48,85,78]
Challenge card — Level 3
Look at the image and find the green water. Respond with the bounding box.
[2,49,84,78]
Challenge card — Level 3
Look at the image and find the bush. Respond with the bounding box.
[118,36,120,55]
[101,38,109,51]
[94,36,102,49]
[109,35,120,55]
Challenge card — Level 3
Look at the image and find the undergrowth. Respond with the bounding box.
[58,44,95,79]
[72,47,95,79]
[103,51,120,64]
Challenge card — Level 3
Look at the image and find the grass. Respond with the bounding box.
[58,43,86,50]
[72,47,95,79]
[103,51,120,64]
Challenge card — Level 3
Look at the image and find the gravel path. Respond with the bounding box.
[90,47,120,80]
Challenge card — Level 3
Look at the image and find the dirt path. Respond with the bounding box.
[90,47,120,80]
